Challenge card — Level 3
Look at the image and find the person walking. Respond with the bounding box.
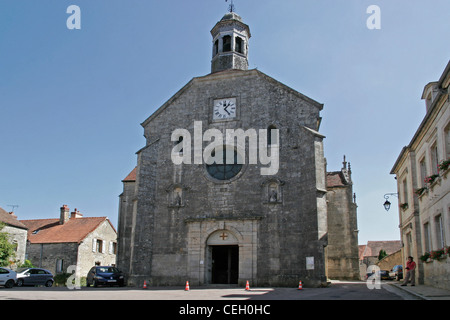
[401,256,416,286]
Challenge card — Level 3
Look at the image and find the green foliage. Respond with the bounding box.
[18,259,34,268]
[378,249,387,261]
[0,223,16,267]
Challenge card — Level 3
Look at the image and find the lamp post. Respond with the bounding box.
[383,193,398,211]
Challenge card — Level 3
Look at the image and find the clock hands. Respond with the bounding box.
[223,101,230,115]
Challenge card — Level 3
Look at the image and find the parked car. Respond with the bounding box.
[365,269,393,281]
[16,268,54,287]
[86,266,125,287]
[390,265,403,281]
[379,270,393,280]
[0,267,17,288]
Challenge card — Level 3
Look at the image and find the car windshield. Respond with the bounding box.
[97,267,120,273]
[17,268,30,273]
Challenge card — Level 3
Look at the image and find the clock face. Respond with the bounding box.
[213,98,236,120]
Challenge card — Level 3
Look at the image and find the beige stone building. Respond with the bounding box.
[0,207,28,266]
[391,60,450,290]
[20,205,117,278]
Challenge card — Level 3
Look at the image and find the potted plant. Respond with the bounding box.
[438,159,450,172]
[430,249,445,260]
[424,174,439,185]
[399,203,408,210]
[415,187,427,196]
[420,252,430,262]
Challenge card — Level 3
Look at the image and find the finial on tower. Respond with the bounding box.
[226,0,235,13]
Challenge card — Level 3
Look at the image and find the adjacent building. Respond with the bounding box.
[20,205,117,277]
[391,61,450,290]
[0,207,28,266]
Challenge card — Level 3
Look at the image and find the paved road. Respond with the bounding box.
[0,280,412,300]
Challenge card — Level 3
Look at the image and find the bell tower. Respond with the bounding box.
[210,11,251,73]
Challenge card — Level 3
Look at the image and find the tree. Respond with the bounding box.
[378,249,387,261]
[0,222,16,267]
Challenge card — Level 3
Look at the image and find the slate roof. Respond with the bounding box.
[20,216,114,244]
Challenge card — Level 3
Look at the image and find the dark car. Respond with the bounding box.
[365,269,393,281]
[16,268,54,287]
[86,266,125,287]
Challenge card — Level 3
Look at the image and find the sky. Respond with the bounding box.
[1,0,449,245]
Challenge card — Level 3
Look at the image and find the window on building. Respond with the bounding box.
[92,238,104,253]
[97,239,103,253]
[214,39,219,56]
[223,35,231,52]
[267,125,278,146]
[56,259,64,273]
[235,37,243,53]
[406,232,413,257]
[423,223,431,252]
[420,157,427,187]
[431,142,439,175]
[445,123,450,160]
[435,215,445,249]
[402,178,408,204]
[109,241,117,254]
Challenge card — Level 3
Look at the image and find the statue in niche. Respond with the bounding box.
[269,184,278,203]
[173,188,183,207]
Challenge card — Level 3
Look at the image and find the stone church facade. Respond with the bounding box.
[117,11,359,287]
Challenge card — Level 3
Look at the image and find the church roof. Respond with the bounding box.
[141,69,324,128]
[122,167,137,182]
[20,216,114,244]
[221,12,243,22]
[326,171,347,187]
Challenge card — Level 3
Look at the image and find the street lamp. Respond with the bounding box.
[383,193,398,211]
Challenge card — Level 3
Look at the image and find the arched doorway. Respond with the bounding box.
[206,230,239,284]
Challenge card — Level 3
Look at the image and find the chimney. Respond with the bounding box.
[9,212,17,219]
[70,208,83,219]
[60,205,70,224]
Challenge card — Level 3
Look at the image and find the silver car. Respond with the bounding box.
[16,268,54,287]
[0,267,17,288]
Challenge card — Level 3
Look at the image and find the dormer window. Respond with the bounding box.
[223,35,232,52]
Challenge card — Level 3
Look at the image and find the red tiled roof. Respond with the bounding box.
[0,207,28,230]
[20,216,112,244]
[122,167,137,182]
[360,241,402,258]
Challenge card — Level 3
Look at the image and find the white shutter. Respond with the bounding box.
[101,240,105,254]
[92,238,97,252]
[109,241,113,254]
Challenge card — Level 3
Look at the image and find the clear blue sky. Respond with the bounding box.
[1,1,449,245]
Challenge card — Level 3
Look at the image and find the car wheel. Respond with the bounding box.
[17,279,24,287]
[93,280,98,287]
[45,280,53,287]
[5,279,15,288]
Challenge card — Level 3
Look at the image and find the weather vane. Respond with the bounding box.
[225,0,235,13]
